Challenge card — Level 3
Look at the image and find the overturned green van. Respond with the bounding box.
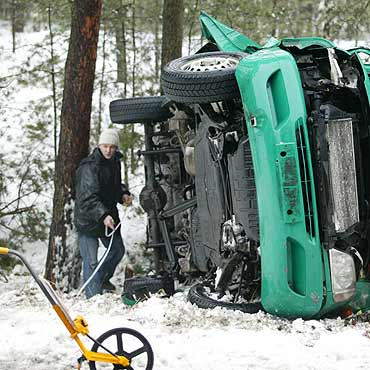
[111,12,370,318]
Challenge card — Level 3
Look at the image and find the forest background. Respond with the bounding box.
[1,0,370,290]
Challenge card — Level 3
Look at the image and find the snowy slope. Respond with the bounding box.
[1,267,370,370]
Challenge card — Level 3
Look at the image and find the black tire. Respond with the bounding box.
[188,283,263,314]
[123,276,175,302]
[89,327,154,370]
[109,96,173,124]
[161,52,246,104]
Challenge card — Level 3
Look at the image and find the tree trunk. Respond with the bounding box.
[96,22,107,141]
[116,1,128,86]
[130,0,136,176]
[161,0,184,72]
[48,2,58,165]
[157,0,184,270]
[45,0,102,291]
[10,0,25,52]
[154,8,160,84]
[131,0,136,97]
[114,2,129,183]
[11,0,16,53]
[187,0,199,54]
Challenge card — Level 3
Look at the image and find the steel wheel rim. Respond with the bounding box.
[180,55,240,72]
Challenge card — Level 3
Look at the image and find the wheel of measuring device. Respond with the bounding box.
[89,327,154,370]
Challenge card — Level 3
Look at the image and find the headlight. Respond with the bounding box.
[329,248,356,303]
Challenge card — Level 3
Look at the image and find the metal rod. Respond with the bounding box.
[160,197,197,219]
[147,241,187,249]
[137,148,182,156]
[144,124,161,272]
[7,249,56,306]
[86,334,120,359]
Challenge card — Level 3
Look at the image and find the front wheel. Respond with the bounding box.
[162,51,246,104]
[89,327,154,370]
[188,283,263,314]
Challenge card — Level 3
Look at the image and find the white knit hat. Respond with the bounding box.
[98,129,120,147]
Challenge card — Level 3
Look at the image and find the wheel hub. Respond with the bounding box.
[113,352,130,370]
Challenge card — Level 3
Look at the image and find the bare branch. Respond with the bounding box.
[0,182,48,214]
[0,205,35,218]
[0,220,35,238]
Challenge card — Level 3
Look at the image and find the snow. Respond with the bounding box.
[1,240,370,370]
[2,17,370,370]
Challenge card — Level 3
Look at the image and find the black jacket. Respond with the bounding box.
[74,148,129,237]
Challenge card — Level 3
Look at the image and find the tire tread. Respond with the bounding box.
[188,283,263,314]
[110,96,172,124]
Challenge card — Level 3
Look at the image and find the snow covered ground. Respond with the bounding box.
[2,236,370,370]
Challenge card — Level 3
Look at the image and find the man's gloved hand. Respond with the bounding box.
[122,194,133,206]
[103,215,115,230]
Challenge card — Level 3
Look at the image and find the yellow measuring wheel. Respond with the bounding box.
[0,247,154,370]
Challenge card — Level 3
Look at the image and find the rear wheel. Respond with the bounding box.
[109,96,173,124]
[122,276,175,305]
[162,52,246,104]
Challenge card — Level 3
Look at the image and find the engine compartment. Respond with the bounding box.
[292,46,370,279]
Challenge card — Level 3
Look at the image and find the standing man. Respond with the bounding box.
[74,128,132,298]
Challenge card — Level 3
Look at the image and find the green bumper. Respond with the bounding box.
[236,48,325,318]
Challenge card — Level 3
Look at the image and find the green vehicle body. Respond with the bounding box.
[199,11,370,318]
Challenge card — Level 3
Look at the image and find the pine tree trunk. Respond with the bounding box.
[187,0,199,54]
[116,1,128,86]
[115,2,129,184]
[160,0,184,85]
[45,0,102,291]
[122,16,128,98]
[48,2,58,164]
[11,0,16,53]
[96,22,107,141]
[154,11,160,84]
[152,0,161,85]
[130,0,136,176]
